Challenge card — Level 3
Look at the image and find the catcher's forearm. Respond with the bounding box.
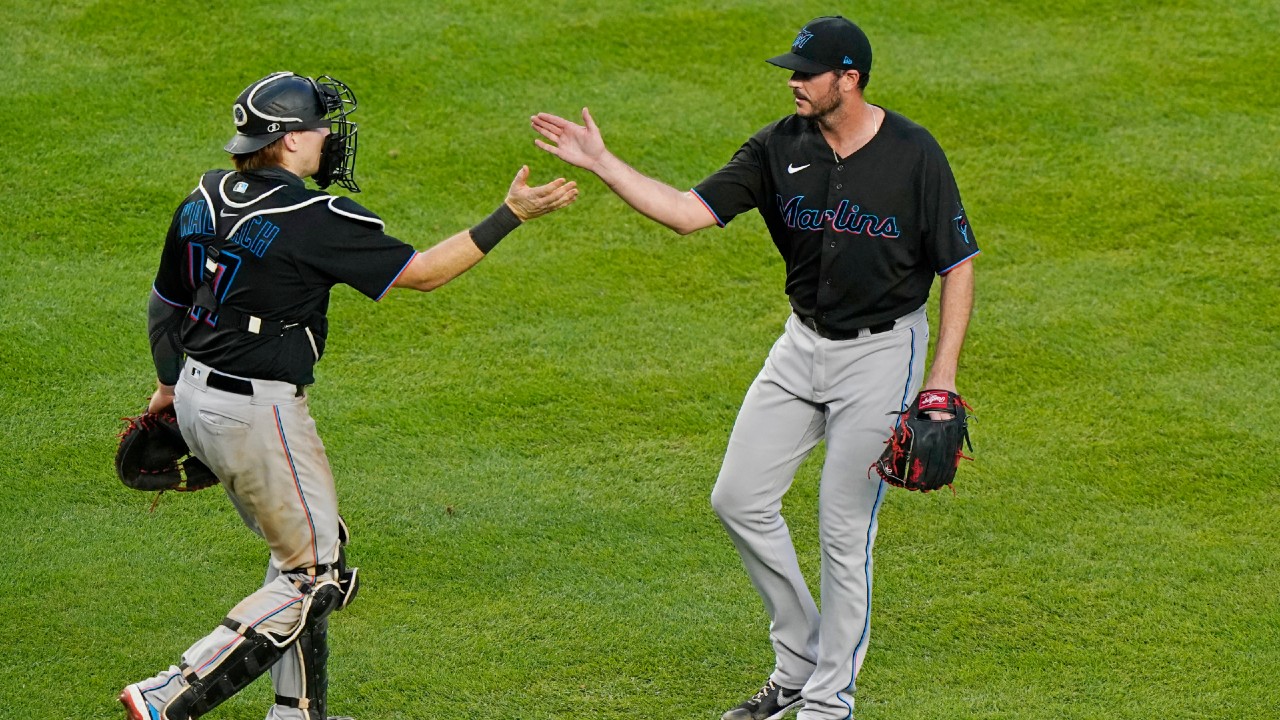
[925,259,974,390]
[148,291,186,385]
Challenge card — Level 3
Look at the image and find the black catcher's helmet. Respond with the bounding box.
[224,71,362,192]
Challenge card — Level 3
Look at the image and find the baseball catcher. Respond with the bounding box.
[871,389,973,492]
[119,68,575,720]
[115,409,218,493]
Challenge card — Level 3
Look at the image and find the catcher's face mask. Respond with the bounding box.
[225,71,362,192]
[311,75,361,192]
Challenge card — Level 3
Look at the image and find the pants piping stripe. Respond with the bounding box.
[195,637,242,675]
[896,326,918,418]
[250,595,305,628]
[274,406,318,567]
[141,671,184,695]
[840,326,917,719]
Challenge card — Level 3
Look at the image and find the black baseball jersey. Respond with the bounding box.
[152,167,416,385]
[692,110,979,332]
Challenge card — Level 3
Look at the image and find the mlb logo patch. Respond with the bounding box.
[233,182,249,193]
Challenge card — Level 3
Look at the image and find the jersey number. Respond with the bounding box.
[186,243,244,328]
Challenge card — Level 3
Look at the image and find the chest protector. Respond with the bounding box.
[187,170,334,338]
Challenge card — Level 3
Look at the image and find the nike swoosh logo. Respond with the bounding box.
[220,209,239,217]
[778,690,802,703]
[787,163,810,174]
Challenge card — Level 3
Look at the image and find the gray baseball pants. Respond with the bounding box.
[128,358,342,720]
[711,305,927,720]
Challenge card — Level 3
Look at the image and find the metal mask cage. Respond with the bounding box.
[314,74,357,117]
[313,75,360,192]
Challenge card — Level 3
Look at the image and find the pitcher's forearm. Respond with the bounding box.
[924,259,974,391]
[593,152,716,236]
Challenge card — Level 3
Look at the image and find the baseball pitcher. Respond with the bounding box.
[532,16,977,720]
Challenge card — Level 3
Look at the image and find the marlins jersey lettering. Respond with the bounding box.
[691,110,979,332]
[152,167,416,385]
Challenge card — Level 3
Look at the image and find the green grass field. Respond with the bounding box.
[3,1,1278,718]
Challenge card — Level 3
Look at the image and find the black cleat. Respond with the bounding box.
[721,679,805,720]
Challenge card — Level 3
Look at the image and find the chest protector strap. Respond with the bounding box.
[189,173,307,337]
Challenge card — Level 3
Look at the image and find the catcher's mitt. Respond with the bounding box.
[870,389,973,492]
[115,409,219,492]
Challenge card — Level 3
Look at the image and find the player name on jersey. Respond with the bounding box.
[177,199,281,259]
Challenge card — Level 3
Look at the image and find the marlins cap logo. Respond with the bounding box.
[953,206,971,244]
[793,28,814,49]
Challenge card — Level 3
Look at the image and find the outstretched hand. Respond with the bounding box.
[531,108,607,172]
[504,165,578,221]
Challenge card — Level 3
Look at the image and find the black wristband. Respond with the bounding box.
[470,203,523,254]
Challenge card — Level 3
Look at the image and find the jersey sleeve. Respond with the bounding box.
[690,123,773,227]
[919,139,980,274]
[302,197,417,300]
[152,199,197,308]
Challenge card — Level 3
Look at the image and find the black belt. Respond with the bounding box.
[796,313,896,341]
[207,370,304,397]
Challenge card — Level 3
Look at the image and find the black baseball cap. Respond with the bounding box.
[767,16,872,76]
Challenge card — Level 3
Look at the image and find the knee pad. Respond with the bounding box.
[273,580,346,720]
[334,515,359,612]
[164,574,346,719]
[336,566,360,611]
[337,514,351,547]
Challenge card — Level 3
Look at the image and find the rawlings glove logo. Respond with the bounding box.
[919,391,949,409]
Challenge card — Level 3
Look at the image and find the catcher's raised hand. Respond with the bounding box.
[531,108,607,172]
[504,164,578,221]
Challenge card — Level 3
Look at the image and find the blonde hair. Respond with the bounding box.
[231,136,287,172]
